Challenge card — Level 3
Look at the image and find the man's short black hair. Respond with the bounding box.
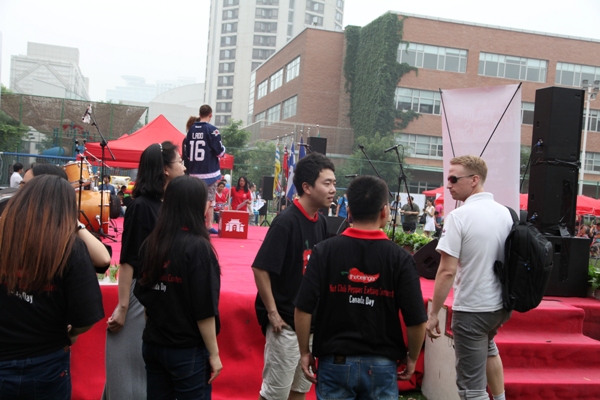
[103,174,111,180]
[293,153,335,197]
[13,163,23,172]
[347,175,389,223]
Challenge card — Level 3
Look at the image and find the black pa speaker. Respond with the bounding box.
[527,163,578,235]
[544,236,590,297]
[326,216,348,237]
[307,137,327,155]
[412,239,440,279]
[530,86,584,164]
[261,176,274,201]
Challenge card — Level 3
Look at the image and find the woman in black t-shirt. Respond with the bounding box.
[104,141,186,399]
[135,175,222,398]
[0,175,104,399]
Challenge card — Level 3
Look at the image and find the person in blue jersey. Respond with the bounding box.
[183,105,226,235]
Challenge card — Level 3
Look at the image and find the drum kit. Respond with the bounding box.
[63,159,120,236]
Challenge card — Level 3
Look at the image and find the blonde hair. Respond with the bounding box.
[450,155,488,184]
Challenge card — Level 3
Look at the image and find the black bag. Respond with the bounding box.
[419,212,427,225]
[494,207,554,313]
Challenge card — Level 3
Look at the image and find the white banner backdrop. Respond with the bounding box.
[441,84,521,214]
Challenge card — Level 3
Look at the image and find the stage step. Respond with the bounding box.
[504,368,600,400]
[502,300,585,335]
[497,331,600,369]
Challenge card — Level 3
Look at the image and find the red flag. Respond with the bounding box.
[282,146,289,178]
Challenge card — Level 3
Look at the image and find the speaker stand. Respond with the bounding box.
[260,200,270,226]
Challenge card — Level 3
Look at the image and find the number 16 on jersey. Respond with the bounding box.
[188,140,206,162]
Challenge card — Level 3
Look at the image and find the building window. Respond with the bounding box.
[555,62,600,87]
[584,109,600,132]
[522,102,534,125]
[257,0,279,4]
[398,134,443,159]
[282,96,297,119]
[285,56,300,82]
[395,87,441,115]
[306,1,324,13]
[218,75,234,86]
[257,80,268,99]
[408,181,442,194]
[217,89,233,100]
[222,22,237,33]
[270,69,283,91]
[251,62,263,71]
[398,43,467,73]
[254,35,277,47]
[255,111,266,122]
[223,0,239,6]
[305,13,323,26]
[335,24,342,32]
[255,22,278,32]
[267,104,281,125]
[336,0,344,10]
[215,115,231,125]
[216,102,232,112]
[584,152,600,173]
[219,62,235,73]
[220,49,236,60]
[287,24,294,37]
[253,49,275,60]
[256,8,278,19]
[221,35,237,47]
[222,9,238,20]
[335,11,342,21]
[478,52,547,83]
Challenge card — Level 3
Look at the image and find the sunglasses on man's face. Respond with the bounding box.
[447,174,475,184]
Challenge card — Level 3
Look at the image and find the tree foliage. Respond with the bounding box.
[0,86,28,152]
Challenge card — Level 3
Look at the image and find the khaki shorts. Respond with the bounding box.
[259,325,313,400]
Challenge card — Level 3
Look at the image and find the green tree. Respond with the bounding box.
[220,119,251,167]
[336,133,409,193]
[0,86,28,152]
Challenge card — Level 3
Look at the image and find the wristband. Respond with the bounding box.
[77,222,86,231]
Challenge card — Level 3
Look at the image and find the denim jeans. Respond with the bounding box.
[316,355,398,400]
[0,347,71,400]
[142,342,211,400]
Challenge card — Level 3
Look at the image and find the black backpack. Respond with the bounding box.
[419,212,427,225]
[494,207,554,313]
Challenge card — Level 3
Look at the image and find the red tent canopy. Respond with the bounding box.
[86,115,186,169]
[86,115,234,170]
[423,186,444,196]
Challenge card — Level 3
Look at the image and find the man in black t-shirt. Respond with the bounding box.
[294,176,427,399]
[252,153,336,400]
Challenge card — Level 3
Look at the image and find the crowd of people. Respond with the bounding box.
[0,103,511,400]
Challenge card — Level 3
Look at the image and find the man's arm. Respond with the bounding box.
[398,322,426,380]
[294,308,317,383]
[252,267,288,333]
[426,251,458,339]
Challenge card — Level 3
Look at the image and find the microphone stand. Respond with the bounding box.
[86,107,116,241]
[358,145,394,199]
[74,140,90,230]
[390,145,413,238]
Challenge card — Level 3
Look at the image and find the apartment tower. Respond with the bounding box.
[204,0,344,126]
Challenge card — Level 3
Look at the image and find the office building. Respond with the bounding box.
[10,42,90,100]
[252,12,600,194]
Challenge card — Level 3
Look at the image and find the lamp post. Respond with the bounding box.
[578,79,600,195]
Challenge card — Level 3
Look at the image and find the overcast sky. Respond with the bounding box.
[1,0,599,101]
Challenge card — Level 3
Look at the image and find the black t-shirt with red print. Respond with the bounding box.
[134,231,220,348]
[0,238,104,361]
[294,228,427,360]
[253,199,328,334]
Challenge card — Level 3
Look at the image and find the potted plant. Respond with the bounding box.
[385,229,432,254]
[589,262,600,299]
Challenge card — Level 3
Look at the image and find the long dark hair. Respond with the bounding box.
[139,175,216,286]
[0,175,76,292]
[133,141,178,200]
[235,176,249,193]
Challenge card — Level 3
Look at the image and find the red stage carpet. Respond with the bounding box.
[70,222,600,399]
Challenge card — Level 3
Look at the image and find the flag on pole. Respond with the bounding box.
[282,144,289,178]
[299,136,306,160]
[286,142,296,200]
[274,141,282,197]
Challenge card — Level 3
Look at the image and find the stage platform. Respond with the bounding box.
[68,222,600,399]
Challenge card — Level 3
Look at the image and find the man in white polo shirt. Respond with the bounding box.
[426,155,513,400]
